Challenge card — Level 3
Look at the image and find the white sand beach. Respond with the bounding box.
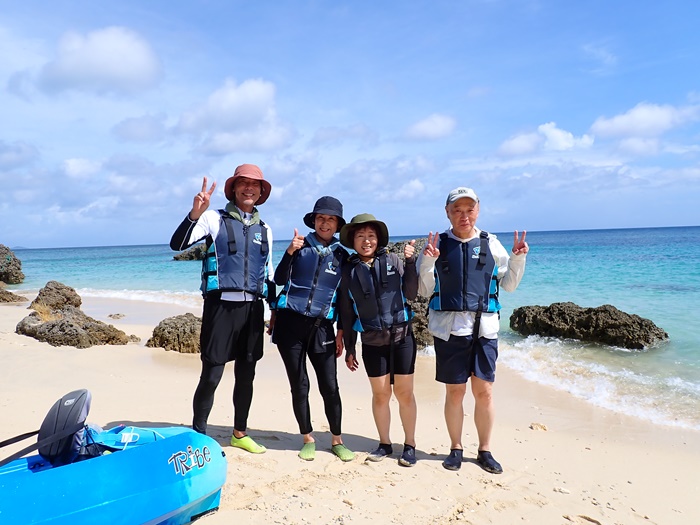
[1,297,699,525]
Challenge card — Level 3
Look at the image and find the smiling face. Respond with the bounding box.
[446,197,479,239]
[353,225,378,261]
[233,177,262,212]
[314,214,339,245]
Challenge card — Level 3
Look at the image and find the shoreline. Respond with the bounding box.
[1,298,699,524]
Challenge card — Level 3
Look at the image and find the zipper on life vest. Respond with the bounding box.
[243,228,249,292]
[371,260,387,331]
[462,242,469,311]
[307,255,324,315]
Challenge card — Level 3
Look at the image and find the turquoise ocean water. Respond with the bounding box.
[7,226,700,430]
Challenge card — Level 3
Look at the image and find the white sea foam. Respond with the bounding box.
[76,288,203,309]
[418,345,435,357]
[499,335,700,431]
[75,288,280,319]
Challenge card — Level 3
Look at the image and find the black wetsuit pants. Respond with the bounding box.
[192,296,263,434]
[274,310,342,436]
[192,359,257,434]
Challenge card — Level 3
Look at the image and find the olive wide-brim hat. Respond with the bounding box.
[303,196,346,230]
[339,213,390,249]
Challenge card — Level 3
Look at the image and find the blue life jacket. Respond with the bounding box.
[429,231,500,313]
[200,211,269,298]
[275,235,346,320]
[347,250,412,332]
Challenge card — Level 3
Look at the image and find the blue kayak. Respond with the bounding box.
[0,424,227,524]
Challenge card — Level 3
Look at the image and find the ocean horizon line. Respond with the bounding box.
[9,223,700,251]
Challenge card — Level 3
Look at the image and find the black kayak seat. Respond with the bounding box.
[0,389,91,468]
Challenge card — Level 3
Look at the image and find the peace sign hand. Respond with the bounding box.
[512,230,529,255]
[190,177,216,220]
[286,228,305,255]
[422,232,440,258]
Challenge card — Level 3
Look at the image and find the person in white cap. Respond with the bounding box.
[417,187,529,473]
[170,164,275,454]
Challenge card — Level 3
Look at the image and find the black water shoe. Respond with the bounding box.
[367,443,393,462]
[398,444,416,467]
[476,450,503,474]
[442,448,463,471]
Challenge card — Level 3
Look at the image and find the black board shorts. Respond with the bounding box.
[200,294,265,365]
[361,333,416,378]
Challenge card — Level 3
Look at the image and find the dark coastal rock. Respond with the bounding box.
[407,298,431,349]
[0,288,27,303]
[30,280,82,310]
[387,238,431,349]
[16,305,130,348]
[16,282,129,348]
[146,313,201,353]
[0,244,25,284]
[173,243,206,261]
[509,302,669,350]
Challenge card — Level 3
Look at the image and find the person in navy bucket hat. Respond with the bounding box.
[271,196,354,462]
[303,196,346,230]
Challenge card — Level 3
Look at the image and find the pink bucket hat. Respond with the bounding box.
[224,164,272,205]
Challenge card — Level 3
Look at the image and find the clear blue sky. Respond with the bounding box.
[2,0,699,248]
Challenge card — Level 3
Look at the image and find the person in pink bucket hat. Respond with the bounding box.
[170,163,275,454]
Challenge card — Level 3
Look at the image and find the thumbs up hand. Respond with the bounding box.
[286,228,305,255]
[404,239,416,260]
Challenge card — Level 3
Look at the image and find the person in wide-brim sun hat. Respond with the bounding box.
[337,212,420,468]
[223,163,272,205]
[339,213,389,249]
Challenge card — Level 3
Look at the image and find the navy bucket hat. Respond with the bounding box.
[303,196,345,230]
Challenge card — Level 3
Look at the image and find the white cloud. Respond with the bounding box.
[46,196,121,223]
[38,26,161,95]
[176,78,294,155]
[112,113,167,142]
[538,122,594,151]
[591,102,700,138]
[499,132,542,156]
[582,42,617,73]
[618,137,660,156]
[404,113,456,141]
[62,158,101,178]
[0,140,40,170]
[332,156,435,204]
[310,124,378,147]
[388,178,425,200]
[663,143,700,155]
[498,123,592,156]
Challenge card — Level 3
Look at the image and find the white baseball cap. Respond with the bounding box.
[446,187,479,205]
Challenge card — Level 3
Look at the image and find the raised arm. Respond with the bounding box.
[190,177,217,221]
[170,177,218,251]
[400,241,418,301]
[417,231,440,297]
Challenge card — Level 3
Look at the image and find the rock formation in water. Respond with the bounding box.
[509,302,669,350]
